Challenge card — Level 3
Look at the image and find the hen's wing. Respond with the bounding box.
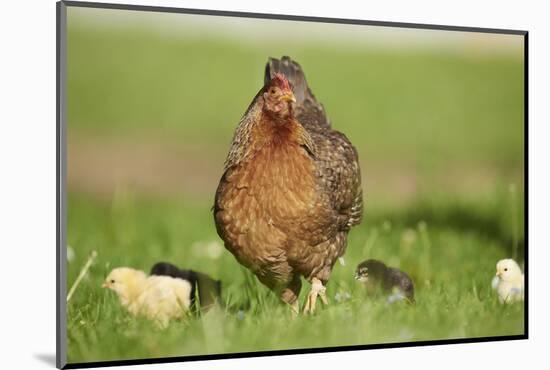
[313,130,363,230]
[267,56,363,231]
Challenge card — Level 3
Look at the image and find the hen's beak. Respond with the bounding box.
[279,92,296,103]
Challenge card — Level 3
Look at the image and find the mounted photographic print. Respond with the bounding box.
[56,1,527,368]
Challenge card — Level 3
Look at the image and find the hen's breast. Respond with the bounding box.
[239,144,316,217]
[215,142,320,268]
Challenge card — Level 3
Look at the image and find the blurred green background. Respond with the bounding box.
[66,7,525,364]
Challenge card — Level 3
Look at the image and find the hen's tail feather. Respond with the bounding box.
[265,56,330,129]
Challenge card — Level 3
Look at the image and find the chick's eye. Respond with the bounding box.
[110,279,115,283]
[504,268,508,272]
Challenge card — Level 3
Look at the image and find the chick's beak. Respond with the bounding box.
[279,91,296,103]
[101,282,108,288]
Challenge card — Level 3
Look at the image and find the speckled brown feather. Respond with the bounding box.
[214,56,363,304]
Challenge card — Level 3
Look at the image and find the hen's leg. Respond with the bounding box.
[303,277,328,314]
[280,276,302,315]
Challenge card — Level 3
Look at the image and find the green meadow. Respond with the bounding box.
[65,8,525,364]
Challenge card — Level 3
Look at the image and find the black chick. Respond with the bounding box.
[355,259,415,303]
[150,262,222,313]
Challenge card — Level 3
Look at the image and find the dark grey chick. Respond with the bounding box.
[355,259,415,303]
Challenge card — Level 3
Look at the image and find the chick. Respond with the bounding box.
[355,259,415,303]
[492,259,524,304]
[102,267,192,328]
[150,262,222,312]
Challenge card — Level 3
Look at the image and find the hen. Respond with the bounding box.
[214,56,363,313]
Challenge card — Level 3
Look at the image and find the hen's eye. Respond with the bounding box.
[269,88,276,94]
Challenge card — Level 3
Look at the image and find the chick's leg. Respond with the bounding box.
[303,277,328,314]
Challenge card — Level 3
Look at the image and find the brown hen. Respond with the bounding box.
[214,56,363,313]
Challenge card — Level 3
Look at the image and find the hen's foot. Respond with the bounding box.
[303,277,328,314]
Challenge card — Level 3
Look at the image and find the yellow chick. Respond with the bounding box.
[102,267,192,328]
[492,259,524,304]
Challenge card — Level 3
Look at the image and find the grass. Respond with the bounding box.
[64,9,525,365]
[66,191,525,364]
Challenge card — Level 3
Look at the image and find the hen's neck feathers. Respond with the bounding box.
[224,95,315,170]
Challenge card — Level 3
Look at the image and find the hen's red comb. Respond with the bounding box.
[271,73,292,91]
